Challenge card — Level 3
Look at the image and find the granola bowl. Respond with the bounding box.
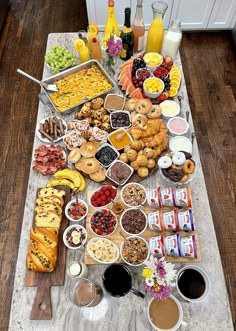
[120,236,150,267]
[121,182,147,208]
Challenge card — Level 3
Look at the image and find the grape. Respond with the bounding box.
[45,45,77,73]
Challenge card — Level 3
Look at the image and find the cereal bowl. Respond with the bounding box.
[121,182,146,208]
[63,224,87,250]
[120,236,150,266]
[65,198,88,222]
[89,185,118,208]
[89,209,118,236]
[87,238,119,264]
[143,77,165,99]
[120,208,147,236]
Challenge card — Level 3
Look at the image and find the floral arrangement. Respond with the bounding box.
[142,256,177,300]
[106,33,122,67]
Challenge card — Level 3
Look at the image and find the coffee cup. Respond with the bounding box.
[147,294,187,331]
[176,265,210,303]
[102,264,145,298]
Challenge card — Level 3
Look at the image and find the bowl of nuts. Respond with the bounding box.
[120,208,147,236]
[121,182,146,208]
[120,236,150,266]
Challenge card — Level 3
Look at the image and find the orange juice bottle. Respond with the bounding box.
[79,46,91,63]
[146,1,168,53]
[102,0,119,48]
[91,36,102,61]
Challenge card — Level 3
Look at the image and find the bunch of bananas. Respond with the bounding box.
[47,168,86,193]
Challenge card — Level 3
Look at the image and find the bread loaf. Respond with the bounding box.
[35,202,63,216]
[36,195,64,207]
[35,212,61,228]
[26,227,59,272]
[38,187,65,199]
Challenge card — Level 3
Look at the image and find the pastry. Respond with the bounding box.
[147,105,162,119]
[68,148,81,163]
[89,166,106,182]
[135,99,152,114]
[77,157,100,174]
[136,155,148,167]
[124,98,137,112]
[137,166,149,177]
[80,141,98,157]
[126,149,138,162]
[132,113,148,128]
[35,212,62,228]
[38,188,65,199]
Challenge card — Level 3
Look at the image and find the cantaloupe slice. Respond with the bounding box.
[129,88,144,99]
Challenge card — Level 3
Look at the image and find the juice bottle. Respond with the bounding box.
[91,36,102,61]
[132,0,145,53]
[79,46,91,63]
[102,0,119,48]
[146,1,168,53]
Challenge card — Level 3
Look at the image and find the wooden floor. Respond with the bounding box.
[0,1,235,330]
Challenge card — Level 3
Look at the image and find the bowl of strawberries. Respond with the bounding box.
[89,185,118,208]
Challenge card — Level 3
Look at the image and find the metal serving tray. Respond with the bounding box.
[42,60,116,115]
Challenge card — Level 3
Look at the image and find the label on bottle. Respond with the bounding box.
[123,26,132,33]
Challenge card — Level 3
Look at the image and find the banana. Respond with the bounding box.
[75,170,87,192]
[54,169,81,189]
[47,178,76,191]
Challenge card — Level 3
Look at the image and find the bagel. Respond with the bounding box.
[124,98,137,112]
[147,105,162,119]
[179,174,189,183]
[76,157,100,174]
[80,141,98,157]
[68,148,81,163]
[132,113,148,128]
[183,159,195,174]
[89,166,106,182]
[135,99,152,114]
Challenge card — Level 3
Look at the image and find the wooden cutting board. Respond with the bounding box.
[24,186,71,320]
[84,189,201,264]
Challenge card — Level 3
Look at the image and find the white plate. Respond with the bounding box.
[87,238,119,264]
[36,116,67,144]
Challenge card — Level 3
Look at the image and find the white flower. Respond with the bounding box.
[145,277,154,287]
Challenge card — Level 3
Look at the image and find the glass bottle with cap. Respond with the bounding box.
[120,7,134,61]
[161,19,182,59]
[102,0,119,48]
[132,0,145,53]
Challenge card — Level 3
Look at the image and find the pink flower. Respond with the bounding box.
[107,36,122,57]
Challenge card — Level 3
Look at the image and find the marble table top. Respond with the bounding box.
[9,33,234,331]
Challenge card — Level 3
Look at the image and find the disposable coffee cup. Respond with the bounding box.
[176,265,210,303]
[147,294,187,331]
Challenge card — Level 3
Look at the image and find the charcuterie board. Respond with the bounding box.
[84,189,201,265]
[24,186,70,320]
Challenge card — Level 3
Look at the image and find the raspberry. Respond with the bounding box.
[101,195,106,201]
[111,191,116,199]
[101,187,107,192]
[105,190,110,196]
[93,192,100,199]
[92,202,98,207]
[96,198,102,204]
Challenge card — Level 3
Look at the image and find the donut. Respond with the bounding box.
[125,98,137,112]
[158,156,172,169]
[183,159,195,174]
[76,157,100,174]
[132,113,148,128]
[171,163,184,170]
[68,148,81,163]
[80,142,98,157]
[135,99,152,114]
[89,166,106,182]
[147,105,162,119]
[137,166,149,177]
[172,152,186,166]
[162,168,184,182]
[179,174,189,183]
[180,151,192,160]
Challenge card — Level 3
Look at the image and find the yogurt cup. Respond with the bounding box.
[169,136,192,153]
[167,116,189,136]
[160,100,180,119]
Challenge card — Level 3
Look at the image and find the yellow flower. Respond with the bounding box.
[142,268,153,279]
[154,284,160,292]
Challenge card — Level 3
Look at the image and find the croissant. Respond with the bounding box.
[26,227,59,272]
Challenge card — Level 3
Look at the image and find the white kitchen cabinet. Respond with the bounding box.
[86,0,173,30]
[207,0,236,29]
[169,0,215,30]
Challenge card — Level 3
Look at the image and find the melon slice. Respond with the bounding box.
[129,88,144,99]
[122,77,131,91]
[120,59,134,69]
[118,73,128,86]
[126,83,136,96]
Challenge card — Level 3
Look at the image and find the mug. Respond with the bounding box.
[102,264,145,298]
[147,294,187,331]
[176,265,210,303]
[69,278,103,307]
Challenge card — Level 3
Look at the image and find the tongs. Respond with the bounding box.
[16,69,58,92]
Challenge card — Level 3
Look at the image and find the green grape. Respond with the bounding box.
[46,45,77,71]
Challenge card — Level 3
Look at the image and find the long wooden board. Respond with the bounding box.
[84,189,201,264]
[24,186,71,320]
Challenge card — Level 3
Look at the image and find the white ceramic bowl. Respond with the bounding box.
[167,116,189,136]
[89,209,118,237]
[143,52,163,71]
[143,77,165,99]
[120,235,150,267]
[121,182,147,208]
[110,110,131,130]
[65,198,88,222]
[160,100,180,119]
[89,185,118,208]
[36,116,67,144]
[120,208,147,236]
[104,93,125,112]
[160,166,197,186]
[169,136,193,154]
[94,142,120,168]
[87,237,119,264]
[106,160,134,186]
[107,128,133,151]
[63,224,87,250]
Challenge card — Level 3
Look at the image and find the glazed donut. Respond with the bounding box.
[76,157,100,174]
[183,159,195,174]
[135,99,152,114]
[137,166,149,177]
[180,151,192,160]
[80,142,98,157]
[68,148,81,163]
[89,166,106,182]
[147,105,162,119]
[125,98,137,112]
[171,163,184,170]
[132,113,148,128]
[179,174,189,183]
[162,168,184,182]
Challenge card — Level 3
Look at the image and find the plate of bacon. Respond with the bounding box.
[32,144,67,176]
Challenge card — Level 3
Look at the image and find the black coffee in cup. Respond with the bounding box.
[178,268,206,299]
[102,264,132,297]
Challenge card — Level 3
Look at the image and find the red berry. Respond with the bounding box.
[105,190,110,196]
[96,197,102,204]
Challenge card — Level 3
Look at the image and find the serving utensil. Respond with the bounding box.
[186,110,190,123]
[116,123,138,141]
[16,69,58,92]
[191,132,195,144]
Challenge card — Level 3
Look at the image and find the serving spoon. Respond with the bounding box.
[16,69,58,92]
